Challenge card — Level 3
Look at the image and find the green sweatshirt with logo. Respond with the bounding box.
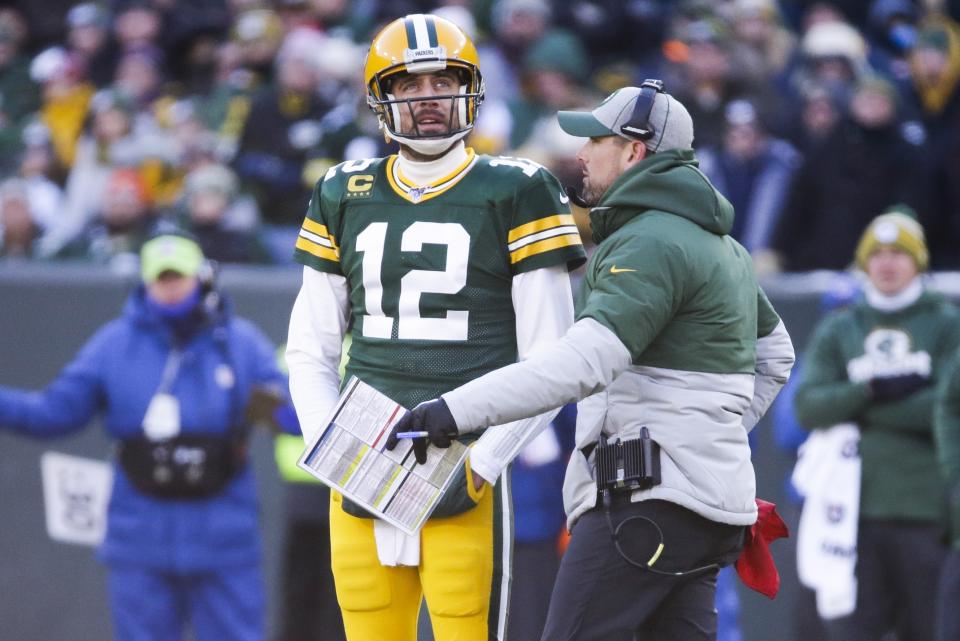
[796,292,960,521]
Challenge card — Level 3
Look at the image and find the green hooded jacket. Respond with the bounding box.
[579,149,780,374]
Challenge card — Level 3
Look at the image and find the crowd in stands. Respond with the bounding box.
[1,0,959,272]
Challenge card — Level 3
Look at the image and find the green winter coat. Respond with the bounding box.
[796,292,960,522]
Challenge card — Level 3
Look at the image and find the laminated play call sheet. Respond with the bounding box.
[298,376,468,535]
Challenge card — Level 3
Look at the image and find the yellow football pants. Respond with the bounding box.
[329,470,511,641]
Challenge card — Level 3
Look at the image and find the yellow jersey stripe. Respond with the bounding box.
[296,235,339,262]
[301,217,329,237]
[508,214,576,243]
[507,224,579,252]
[509,233,581,264]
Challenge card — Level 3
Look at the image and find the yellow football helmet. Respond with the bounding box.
[364,14,484,149]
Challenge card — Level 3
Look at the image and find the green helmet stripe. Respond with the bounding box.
[425,15,439,48]
[404,17,417,49]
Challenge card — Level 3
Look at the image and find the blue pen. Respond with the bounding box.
[394,431,429,439]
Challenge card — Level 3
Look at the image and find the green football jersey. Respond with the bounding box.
[294,149,586,409]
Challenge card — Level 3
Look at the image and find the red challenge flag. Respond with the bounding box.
[735,499,789,599]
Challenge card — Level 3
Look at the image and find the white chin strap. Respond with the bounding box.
[385,84,472,156]
[391,128,470,155]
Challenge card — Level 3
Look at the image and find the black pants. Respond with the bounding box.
[824,519,945,641]
[540,498,745,641]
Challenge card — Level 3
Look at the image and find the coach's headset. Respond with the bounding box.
[566,78,666,208]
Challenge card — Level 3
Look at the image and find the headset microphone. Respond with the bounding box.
[565,185,590,208]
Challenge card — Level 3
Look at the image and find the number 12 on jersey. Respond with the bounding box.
[355,221,470,341]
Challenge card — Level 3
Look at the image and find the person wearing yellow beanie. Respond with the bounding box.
[795,206,960,641]
[854,206,929,274]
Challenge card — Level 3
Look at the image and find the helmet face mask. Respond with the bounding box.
[365,14,484,153]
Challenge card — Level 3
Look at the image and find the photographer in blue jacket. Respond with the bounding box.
[0,231,293,641]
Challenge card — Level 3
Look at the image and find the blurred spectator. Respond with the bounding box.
[15,122,66,231]
[772,75,926,271]
[66,2,117,88]
[175,163,269,264]
[233,28,335,258]
[232,8,285,87]
[62,167,156,273]
[114,45,168,119]
[39,89,154,257]
[478,0,553,102]
[900,14,960,140]
[898,14,960,268]
[0,178,41,259]
[194,40,261,160]
[726,0,799,89]
[667,15,780,148]
[795,210,960,641]
[697,99,800,270]
[304,94,395,182]
[0,18,40,160]
[791,81,843,151]
[112,1,163,52]
[31,46,95,170]
[866,0,920,83]
[505,30,591,150]
[791,19,870,109]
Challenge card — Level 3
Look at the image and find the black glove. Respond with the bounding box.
[868,373,931,403]
[385,398,459,465]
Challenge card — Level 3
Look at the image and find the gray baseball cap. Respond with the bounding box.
[557,86,695,152]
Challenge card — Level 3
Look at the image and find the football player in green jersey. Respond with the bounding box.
[285,14,585,641]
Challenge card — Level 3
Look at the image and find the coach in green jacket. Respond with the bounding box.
[389,82,795,641]
[796,210,960,641]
